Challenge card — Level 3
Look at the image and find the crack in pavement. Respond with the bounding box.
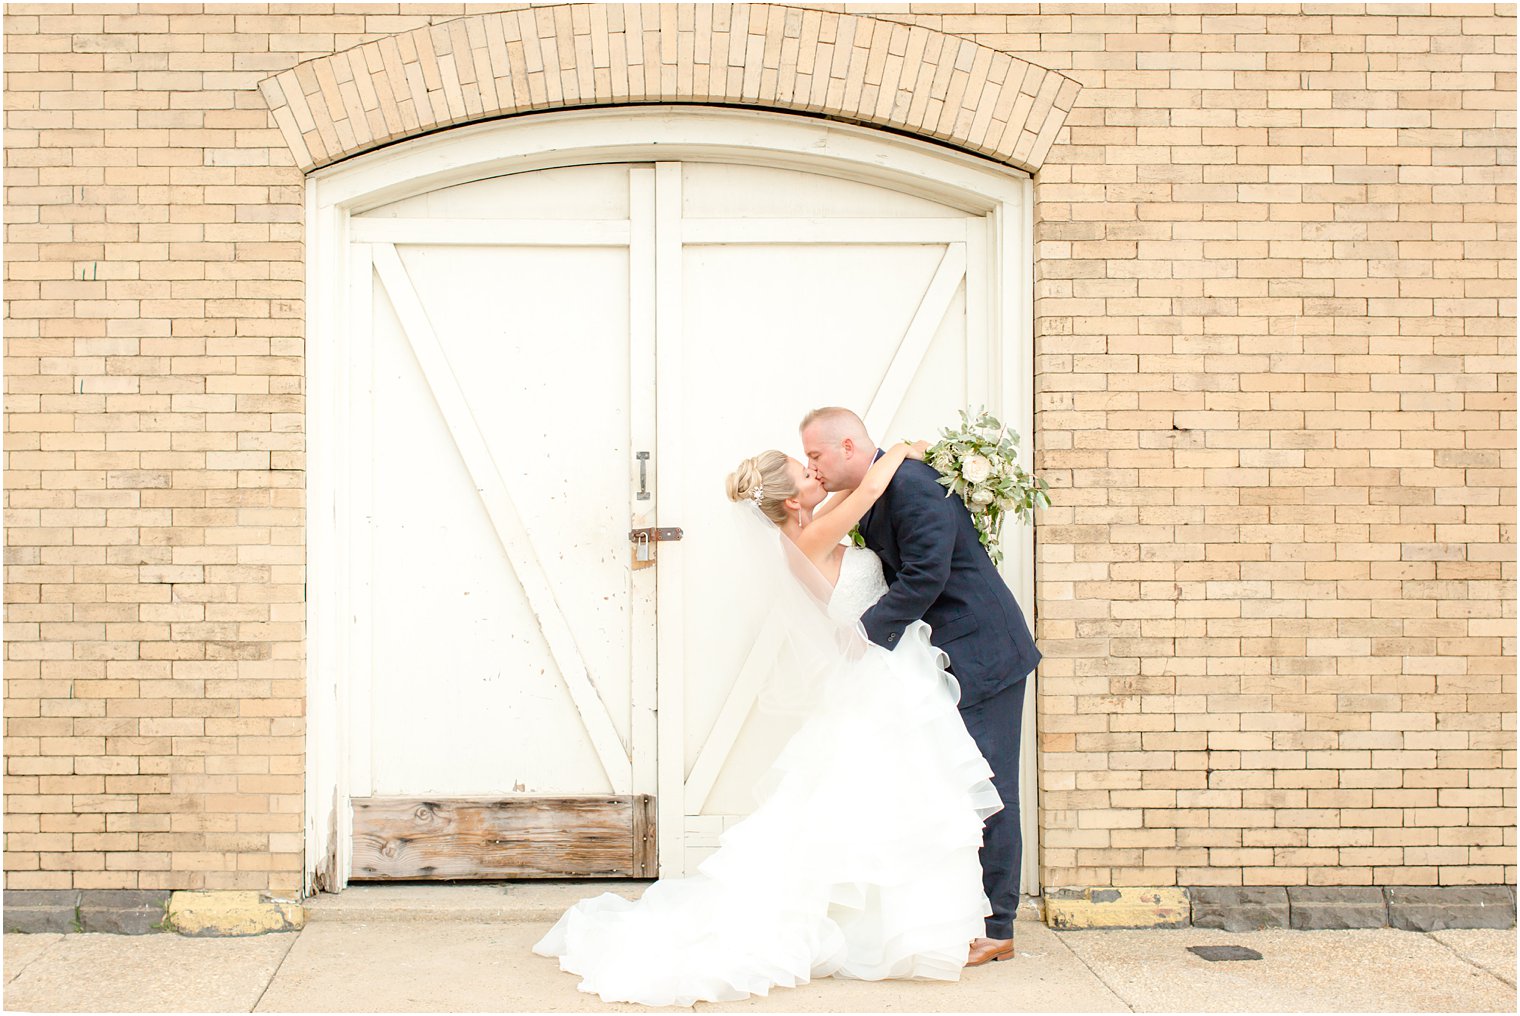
[1423,930,1517,990]
[3,933,69,987]
[1044,932,1136,1013]
[249,927,305,1013]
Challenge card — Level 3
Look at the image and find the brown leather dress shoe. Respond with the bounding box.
[966,936,1015,966]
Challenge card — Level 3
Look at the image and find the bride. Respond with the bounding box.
[532,441,1005,1007]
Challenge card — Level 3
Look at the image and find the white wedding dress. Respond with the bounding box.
[532,545,1004,1007]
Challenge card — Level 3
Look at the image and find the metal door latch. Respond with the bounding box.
[629,527,682,568]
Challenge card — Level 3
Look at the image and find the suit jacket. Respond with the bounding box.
[858,451,1041,707]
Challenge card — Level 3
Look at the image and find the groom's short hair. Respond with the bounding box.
[800,406,869,439]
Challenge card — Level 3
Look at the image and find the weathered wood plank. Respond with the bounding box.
[351,795,655,879]
[631,792,656,877]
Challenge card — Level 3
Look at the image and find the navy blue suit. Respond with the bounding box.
[858,452,1040,939]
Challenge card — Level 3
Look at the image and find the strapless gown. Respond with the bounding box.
[531,545,1003,1007]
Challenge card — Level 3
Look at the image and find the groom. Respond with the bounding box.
[800,407,1042,965]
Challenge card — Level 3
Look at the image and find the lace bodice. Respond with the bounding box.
[827,545,889,626]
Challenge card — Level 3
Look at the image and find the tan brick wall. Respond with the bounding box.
[1008,1,1517,890]
[4,3,1515,894]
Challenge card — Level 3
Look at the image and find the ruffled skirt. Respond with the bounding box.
[531,621,1003,1007]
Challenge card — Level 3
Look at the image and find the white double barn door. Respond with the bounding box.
[348,159,997,876]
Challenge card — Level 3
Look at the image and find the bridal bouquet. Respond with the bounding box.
[925,409,1049,566]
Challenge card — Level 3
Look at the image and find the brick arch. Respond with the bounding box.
[257,3,1080,175]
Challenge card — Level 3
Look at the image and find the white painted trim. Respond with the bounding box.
[371,243,632,795]
[349,217,971,247]
[303,182,326,897]
[965,221,990,413]
[332,207,356,889]
[350,218,632,246]
[347,243,374,803]
[628,167,660,803]
[652,162,687,876]
[680,218,970,245]
[311,107,1028,215]
[863,242,968,441]
[304,192,339,896]
[306,106,1036,891]
[992,177,1041,897]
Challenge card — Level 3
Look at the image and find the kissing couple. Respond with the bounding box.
[534,407,1043,1007]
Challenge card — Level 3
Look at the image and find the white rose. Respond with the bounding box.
[971,486,995,507]
[961,454,992,484]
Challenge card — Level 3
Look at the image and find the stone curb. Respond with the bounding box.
[3,890,82,934]
[1288,887,1391,930]
[1044,887,1191,930]
[1041,885,1518,931]
[1191,886,1289,931]
[1386,886,1518,931]
[3,890,303,937]
[80,889,173,934]
[167,890,305,937]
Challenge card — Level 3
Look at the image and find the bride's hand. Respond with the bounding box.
[904,440,930,460]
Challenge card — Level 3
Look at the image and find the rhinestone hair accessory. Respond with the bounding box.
[751,486,764,504]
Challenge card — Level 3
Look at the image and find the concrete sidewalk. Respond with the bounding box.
[5,884,1515,1013]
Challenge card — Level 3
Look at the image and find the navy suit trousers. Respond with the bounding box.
[957,675,1027,939]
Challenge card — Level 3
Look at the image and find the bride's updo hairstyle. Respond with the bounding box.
[725,450,798,525]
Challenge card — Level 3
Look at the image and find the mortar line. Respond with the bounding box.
[1422,929,1517,989]
[248,927,304,1012]
[1044,929,1136,1013]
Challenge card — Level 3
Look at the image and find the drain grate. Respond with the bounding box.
[1187,945,1263,962]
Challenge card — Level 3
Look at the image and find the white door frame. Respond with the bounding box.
[304,106,1037,897]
